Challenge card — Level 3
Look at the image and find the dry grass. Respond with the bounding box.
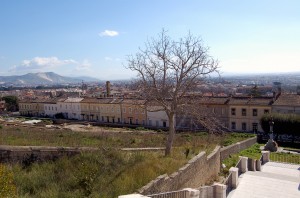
[0,123,255,197]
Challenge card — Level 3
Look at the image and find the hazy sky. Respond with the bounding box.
[0,0,299,80]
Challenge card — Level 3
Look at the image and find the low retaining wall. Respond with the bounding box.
[138,136,257,195]
[220,136,257,162]
[139,146,221,195]
[0,145,99,164]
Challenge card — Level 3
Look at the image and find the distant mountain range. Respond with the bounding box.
[0,72,100,86]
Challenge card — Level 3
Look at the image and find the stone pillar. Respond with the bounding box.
[229,167,239,188]
[261,151,270,164]
[118,194,150,198]
[199,186,213,198]
[183,188,200,198]
[256,159,261,171]
[213,183,226,198]
[239,156,248,173]
[248,158,256,171]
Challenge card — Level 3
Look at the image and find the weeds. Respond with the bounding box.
[0,164,17,198]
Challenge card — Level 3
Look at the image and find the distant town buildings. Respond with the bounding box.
[18,93,300,133]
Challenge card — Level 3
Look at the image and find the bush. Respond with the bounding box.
[260,113,300,141]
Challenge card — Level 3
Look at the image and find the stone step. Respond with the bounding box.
[246,171,299,183]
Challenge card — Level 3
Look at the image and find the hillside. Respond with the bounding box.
[0,72,99,86]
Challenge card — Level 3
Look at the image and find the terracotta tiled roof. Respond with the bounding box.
[19,97,67,104]
[273,94,300,106]
[228,97,273,106]
[122,99,146,105]
[64,98,83,103]
[197,97,229,105]
[80,97,123,104]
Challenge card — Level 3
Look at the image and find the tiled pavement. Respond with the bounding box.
[228,162,300,198]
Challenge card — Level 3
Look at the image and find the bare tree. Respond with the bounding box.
[127,30,218,156]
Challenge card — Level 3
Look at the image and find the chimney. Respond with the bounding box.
[106,81,111,97]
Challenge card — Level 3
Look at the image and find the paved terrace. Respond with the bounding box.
[228,162,300,198]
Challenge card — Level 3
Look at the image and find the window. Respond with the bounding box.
[252,123,258,133]
[242,108,247,116]
[142,120,145,125]
[231,122,236,130]
[123,108,126,113]
[242,122,247,131]
[156,121,159,127]
[129,108,132,113]
[118,118,120,123]
[253,109,258,116]
[163,121,167,127]
[149,120,152,126]
[231,108,236,116]
[264,109,269,114]
[111,107,114,112]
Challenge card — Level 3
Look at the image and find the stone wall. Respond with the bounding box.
[220,136,257,162]
[139,136,257,195]
[139,146,221,195]
[0,145,98,164]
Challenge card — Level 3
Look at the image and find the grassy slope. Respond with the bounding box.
[0,124,255,197]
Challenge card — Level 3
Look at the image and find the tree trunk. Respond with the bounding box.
[165,113,175,156]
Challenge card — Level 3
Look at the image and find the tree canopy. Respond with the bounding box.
[127,30,218,156]
[1,95,19,112]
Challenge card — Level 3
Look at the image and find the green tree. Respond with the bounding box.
[260,113,300,142]
[249,85,261,97]
[1,96,19,112]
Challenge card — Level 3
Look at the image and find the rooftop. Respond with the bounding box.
[273,94,300,106]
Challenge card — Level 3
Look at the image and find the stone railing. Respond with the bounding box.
[119,186,227,198]
[224,151,268,196]
[137,146,221,195]
[220,136,257,162]
[119,136,258,198]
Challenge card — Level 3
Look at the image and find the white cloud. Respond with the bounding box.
[75,59,91,71]
[99,30,119,37]
[8,57,94,75]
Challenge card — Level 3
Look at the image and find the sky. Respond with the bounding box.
[0,0,299,80]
